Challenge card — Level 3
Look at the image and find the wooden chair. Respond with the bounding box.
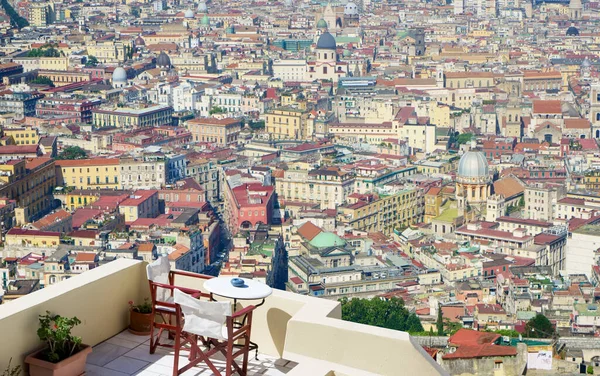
[146,257,213,354]
[173,288,257,376]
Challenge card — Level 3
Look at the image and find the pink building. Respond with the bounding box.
[225,183,274,234]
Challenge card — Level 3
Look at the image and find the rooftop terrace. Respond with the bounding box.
[0,259,446,376]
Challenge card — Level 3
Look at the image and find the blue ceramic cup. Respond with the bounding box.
[231,278,245,287]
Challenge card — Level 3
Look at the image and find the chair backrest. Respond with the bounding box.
[174,289,231,341]
[147,256,171,302]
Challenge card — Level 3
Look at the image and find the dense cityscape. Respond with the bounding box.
[0,0,598,374]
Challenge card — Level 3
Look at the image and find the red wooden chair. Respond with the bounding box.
[173,288,257,376]
[146,257,213,354]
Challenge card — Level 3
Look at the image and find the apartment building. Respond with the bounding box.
[2,127,39,145]
[29,2,55,27]
[55,159,120,190]
[186,117,242,146]
[276,166,355,210]
[118,190,159,222]
[37,70,91,87]
[186,159,219,202]
[5,228,60,247]
[0,92,43,119]
[36,98,101,123]
[337,188,424,235]
[264,107,309,139]
[272,59,307,81]
[92,105,174,128]
[0,158,56,223]
[566,225,600,278]
[12,57,69,72]
[86,40,131,63]
[224,182,275,235]
[524,182,566,221]
[119,157,166,190]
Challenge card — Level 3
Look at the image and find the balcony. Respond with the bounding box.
[0,259,446,375]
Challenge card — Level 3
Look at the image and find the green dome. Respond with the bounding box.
[343,49,351,57]
[201,14,210,25]
[309,232,346,248]
[316,18,328,28]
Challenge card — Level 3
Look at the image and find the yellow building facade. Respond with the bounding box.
[55,159,120,190]
[3,127,39,145]
[264,107,308,139]
[337,188,424,235]
[0,158,56,224]
[5,228,60,247]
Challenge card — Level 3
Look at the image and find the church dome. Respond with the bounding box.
[316,32,336,50]
[316,18,328,28]
[344,2,358,15]
[309,232,346,248]
[201,14,210,26]
[157,51,171,68]
[184,9,194,18]
[112,67,127,82]
[198,2,207,12]
[134,36,145,46]
[458,150,489,179]
[566,26,579,36]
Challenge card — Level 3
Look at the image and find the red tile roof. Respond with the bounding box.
[565,118,591,129]
[55,158,119,167]
[442,344,517,359]
[296,222,322,241]
[75,252,97,262]
[532,100,562,114]
[448,329,498,346]
[69,230,97,239]
[7,228,60,237]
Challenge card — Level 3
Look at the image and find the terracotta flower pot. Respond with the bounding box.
[25,344,92,376]
[129,310,153,335]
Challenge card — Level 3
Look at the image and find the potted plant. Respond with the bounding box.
[25,311,92,376]
[2,358,21,376]
[128,299,153,335]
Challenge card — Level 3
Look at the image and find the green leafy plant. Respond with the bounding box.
[588,365,594,374]
[2,358,21,376]
[129,298,152,314]
[339,297,424,332]
[36,311,82,363]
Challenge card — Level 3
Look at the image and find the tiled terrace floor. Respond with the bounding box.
[85,330,297,376]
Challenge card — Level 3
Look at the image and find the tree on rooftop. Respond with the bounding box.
[524,314,555,339]
[30,76,54,87]
[28,47,60,58]
[209,106,226,115]
[456,132,474,145]
[85,55,99,67]
[340,297,424,333]
[56,146,88,160]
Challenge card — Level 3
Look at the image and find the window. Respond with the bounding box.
[323,67,328,74]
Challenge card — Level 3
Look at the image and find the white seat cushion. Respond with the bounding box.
[155,296,176,313]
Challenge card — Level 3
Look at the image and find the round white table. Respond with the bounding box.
[203,277,272,359]
[203,277,273,304]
